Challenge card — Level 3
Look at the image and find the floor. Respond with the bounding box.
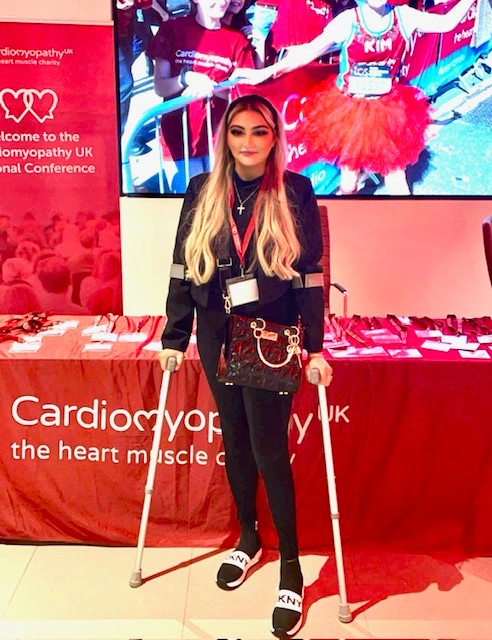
[0,542,491,640]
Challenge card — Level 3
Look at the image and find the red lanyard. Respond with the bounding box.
[229,212,256,271]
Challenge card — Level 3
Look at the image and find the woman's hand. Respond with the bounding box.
[157,348,184,372]
[240,25,253,39]
[305,353,333,386]
[182,71,217,98]
[229,67,270,85]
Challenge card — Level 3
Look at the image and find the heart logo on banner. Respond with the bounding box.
[133,409,159,432]
[0,88,59,123]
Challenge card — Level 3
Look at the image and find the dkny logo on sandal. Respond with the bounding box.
[0,88,58,123]
[279,593,301,606]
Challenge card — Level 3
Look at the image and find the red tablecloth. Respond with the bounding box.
[1,315,491,553]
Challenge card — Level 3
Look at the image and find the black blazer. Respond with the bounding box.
[162,170,325,353]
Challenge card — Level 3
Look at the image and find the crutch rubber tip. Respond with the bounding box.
[129,570,143,588]
[338,603,353,623]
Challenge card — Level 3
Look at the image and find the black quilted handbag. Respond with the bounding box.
[217,314,303,394]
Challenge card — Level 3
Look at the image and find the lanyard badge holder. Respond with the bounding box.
[218,210,261,313]
[219,211,260,313]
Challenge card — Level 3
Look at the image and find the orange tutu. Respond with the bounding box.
[295,76,433,174]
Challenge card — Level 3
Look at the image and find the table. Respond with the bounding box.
[1,315,491,553]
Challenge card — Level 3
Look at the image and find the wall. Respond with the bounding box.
[328,198,492,317]
[120,196,492,317]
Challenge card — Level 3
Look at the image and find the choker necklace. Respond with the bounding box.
[233,180,260,215]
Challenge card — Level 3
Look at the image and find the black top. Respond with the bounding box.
[161,170,325,353]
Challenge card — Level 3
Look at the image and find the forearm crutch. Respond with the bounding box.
[310,369,352,623]
[129,356,177,588]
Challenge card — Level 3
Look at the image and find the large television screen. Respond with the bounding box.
[116,0,492,197]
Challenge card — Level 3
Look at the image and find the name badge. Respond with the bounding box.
[348,63,392,96]
[226,274,259,307]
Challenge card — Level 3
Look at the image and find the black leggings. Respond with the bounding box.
[196,303,299,559]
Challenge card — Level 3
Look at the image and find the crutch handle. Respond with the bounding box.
[309,368,321,385]
[166,356,177,372]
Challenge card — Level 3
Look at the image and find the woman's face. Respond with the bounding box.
[227,0,246,14]
[193,0,230,19]
[227,108,275,179]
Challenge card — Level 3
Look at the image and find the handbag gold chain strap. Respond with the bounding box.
[251,319,301,368]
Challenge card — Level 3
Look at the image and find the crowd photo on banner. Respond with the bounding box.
[117,0,492,196]
[0,210,123,316]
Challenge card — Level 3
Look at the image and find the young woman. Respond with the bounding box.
[232,0,479,194]
[146,0,255,192]
[158,94,332,637]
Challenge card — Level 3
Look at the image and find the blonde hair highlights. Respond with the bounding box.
[184,97,301,284]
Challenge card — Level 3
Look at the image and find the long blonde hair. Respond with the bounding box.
[184,95,301,284]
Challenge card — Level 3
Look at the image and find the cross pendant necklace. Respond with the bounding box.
[233,180,260,215]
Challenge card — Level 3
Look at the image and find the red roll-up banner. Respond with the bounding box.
[0,22,122,315]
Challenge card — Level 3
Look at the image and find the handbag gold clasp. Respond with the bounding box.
[251,319,301,368]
